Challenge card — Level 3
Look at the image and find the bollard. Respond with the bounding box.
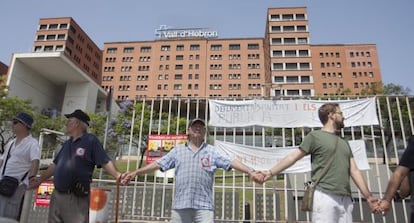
[89,188,112,223]
[243,202,251,223]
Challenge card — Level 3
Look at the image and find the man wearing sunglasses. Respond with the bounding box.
[0,112,40,221]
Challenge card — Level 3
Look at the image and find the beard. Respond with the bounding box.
[335,119,345,130]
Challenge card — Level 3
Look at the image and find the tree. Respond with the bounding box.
[383,83,411,96]
[0,76,7,99]
[112,100,152,158]
[360,82,384,96]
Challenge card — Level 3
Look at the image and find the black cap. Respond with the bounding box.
[14,112,34,129]
[188,118,206,127]
[65,109,90,126]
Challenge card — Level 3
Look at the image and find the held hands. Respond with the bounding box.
[120,170,138,185]
[28,176,42,189]
[249,170,273,184]
[365,196,380,213]
[375,199,391,216]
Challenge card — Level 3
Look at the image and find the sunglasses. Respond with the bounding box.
[12,120,22,125]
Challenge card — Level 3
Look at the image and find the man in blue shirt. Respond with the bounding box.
[121,118,263,223]
[32,109,122,223]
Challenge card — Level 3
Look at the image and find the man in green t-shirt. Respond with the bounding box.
[258,103,379,222]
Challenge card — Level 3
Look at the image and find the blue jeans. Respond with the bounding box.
[171,209,214,223]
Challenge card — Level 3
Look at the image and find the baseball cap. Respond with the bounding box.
[188,118,206,127]
[65,109,90,126]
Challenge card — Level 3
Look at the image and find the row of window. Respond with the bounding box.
[105,53,260,63]
[34,43,101,61]
[353,71,374,78]
[350,51,371,58]
[110,83,265,92]
[157,84,200,90]
[273,76,311,83]
[272,49,309,57]
[322,82,344,89]
[321,71,374,79]
[269,13,306,21]
[320,62,342,68]
[36,34,66,41]
[158,74,199,80]
[321,72,343,78]
[274,89,311,96]
[106,63,263,72]
[319,51,372,59]
[271,37,308,45]
[321,82,374,89]
[270,25,307,33]
[39,23,68,30]
[104,72,262,82]
[34,45,64,52]
[210,64,261,70]
[106,43,260,54]
[319,52,340,58]
[272,62,310,70]
[209,73,261,80]
[351,61,373,68]
[209,84,262,90]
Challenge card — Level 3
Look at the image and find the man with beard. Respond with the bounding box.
[121,118,263,223]
[256,103,378,223]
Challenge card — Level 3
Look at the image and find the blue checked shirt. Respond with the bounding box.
[156,142,233,210]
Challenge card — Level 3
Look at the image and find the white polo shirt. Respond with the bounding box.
[0,135,40,186]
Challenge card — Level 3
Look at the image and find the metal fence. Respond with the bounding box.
[30,96,414,223]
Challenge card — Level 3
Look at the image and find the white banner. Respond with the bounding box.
[209,98,378,128]
[348,140,370,170]
[215,140,370,174]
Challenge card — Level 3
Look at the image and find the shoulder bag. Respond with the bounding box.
[0,142,28,197]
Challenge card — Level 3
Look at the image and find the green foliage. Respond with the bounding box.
[383,83,411,96]
[0,77,7,99]
[31,113,66,136]
[88,112,119,157]
[360,81,384,96]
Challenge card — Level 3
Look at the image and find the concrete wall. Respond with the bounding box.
[7,59,62,111]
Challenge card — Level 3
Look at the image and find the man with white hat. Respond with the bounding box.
[0,112,40,221]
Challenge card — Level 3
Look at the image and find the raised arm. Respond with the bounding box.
[102,160,122,179]
[230,159,264,183]
[120,161,162,184]
[263,148,306,182]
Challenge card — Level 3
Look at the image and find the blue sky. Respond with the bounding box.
[1,0,413,91]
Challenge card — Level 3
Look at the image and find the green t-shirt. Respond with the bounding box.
[300,130,353,196]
